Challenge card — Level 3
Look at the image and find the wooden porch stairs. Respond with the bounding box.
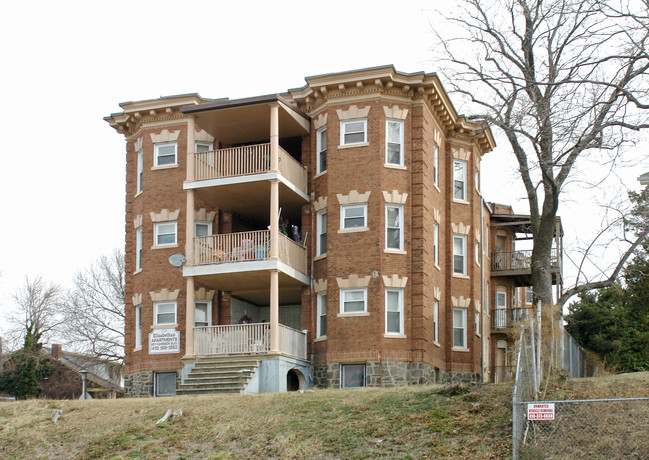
[176,356,260,395]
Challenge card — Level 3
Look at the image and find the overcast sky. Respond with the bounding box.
[0,0,646,337]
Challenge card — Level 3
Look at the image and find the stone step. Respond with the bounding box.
[184,375,248,384]
[176,387,243,395]
[189,372,253,380]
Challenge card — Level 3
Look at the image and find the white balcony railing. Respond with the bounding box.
[194,230,307,274]
[194,323,307,359]
[193,143,307,194]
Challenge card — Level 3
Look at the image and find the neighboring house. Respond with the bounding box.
[0,344,124,399]
[638,172,649,186]
[104,65,563,397]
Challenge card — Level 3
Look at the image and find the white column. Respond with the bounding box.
[184,116,196,358]
[269,103,280,353]
[270,270,279,353]
[185,277,195,357]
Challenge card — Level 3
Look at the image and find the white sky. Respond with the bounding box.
[0,0,646,336]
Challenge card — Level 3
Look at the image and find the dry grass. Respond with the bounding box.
[0,384,512,459]
[2,372,646,459]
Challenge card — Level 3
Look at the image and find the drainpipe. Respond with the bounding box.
[480,196,486,383]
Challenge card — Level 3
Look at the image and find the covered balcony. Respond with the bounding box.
[491,307,532,330]
[194,323,306,360]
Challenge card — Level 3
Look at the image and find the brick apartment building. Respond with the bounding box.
[105,66,563,397]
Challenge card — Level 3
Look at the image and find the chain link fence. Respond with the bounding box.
[512,324,649,459]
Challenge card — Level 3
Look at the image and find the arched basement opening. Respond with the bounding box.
[286,368,305,391]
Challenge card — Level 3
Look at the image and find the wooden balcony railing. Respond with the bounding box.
[193,143,307,193]
[492,307,532,329]
[193,230,307,274]
[194,323,306,359]
[491,248,559,272]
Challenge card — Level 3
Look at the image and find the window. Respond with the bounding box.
[136,148,143,193]
[475,311,480,335]
[154,221,177,246]
[340,288,367,314]
[317,292,327,338]
[194,300,211,327]
[135,306,142,349]
[453,307,467,348]
[136,226,143,270]
[195,142,212,153]
[154,142,177,167]
[385,288,404,334]
[453,159,467,201]
[485,283,490,316]
[341,363,366,388]
[341,204,367,230]
[155,301,177,325]
[155,372,176,396]
[340,119,367,145]
[386,119,404,165]
[317,210,327,256]
[195,221,212,238]
[433,222,439,265]
[453,234,467,275]
[475,167,480,191]
[475,241,480,264]
[526,289,534,304]
[433,300,439,343]
[485,225,489,254]
[386,204,403,250]
[317,128,327,174]
[433,144,439,186]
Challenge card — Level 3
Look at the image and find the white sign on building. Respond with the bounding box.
[149,328,180,354]
[527,403,555,421]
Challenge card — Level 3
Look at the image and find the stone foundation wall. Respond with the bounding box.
[312,361,478,388]
[124,370,181,397]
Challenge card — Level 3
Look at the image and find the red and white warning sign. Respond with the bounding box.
[527,403,555,420]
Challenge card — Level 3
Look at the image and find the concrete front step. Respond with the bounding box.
[177,357,260,396]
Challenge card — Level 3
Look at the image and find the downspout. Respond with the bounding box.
[379,129,384,388]
[480,196,486,383]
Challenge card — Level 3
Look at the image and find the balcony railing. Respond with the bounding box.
[194,230,307,274]
[194,323,307,359]
[492,307,532,329]
[193,143,307,193]
[491,248,559,272]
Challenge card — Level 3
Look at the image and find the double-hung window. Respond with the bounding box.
[340,288,367,314]
[136,148,143,193]
[154,222,177,246]
[317,128,327,174]
[135,305,142,349]
[195,221,212,238]
[475,241,480,264]
[433,222,439,265]
[496,290,507,328]
[453,307,467,348]
[155,301,177,325]
[317,210,327,256]
[341,204,367,230]
[386,119,404,165]
[317,292,327,338]
[386,204,403,250]
[194,300,211,327]
[433,144,439,186]
[154,142,177,167]
[475,311,480,334]
[195,142,212,153]
[385,288,404,334]
[136,226,143,270]
[453,159,467,201]
[453,234,467,275]
[526,289,534,305]
[340,119,367,145]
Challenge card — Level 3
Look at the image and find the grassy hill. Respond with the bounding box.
[0,383,512,459]
[1,372,647,459]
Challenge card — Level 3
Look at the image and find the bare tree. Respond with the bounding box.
[4,275,65,350]
[62,250,125,361]
[433,0,649,311]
